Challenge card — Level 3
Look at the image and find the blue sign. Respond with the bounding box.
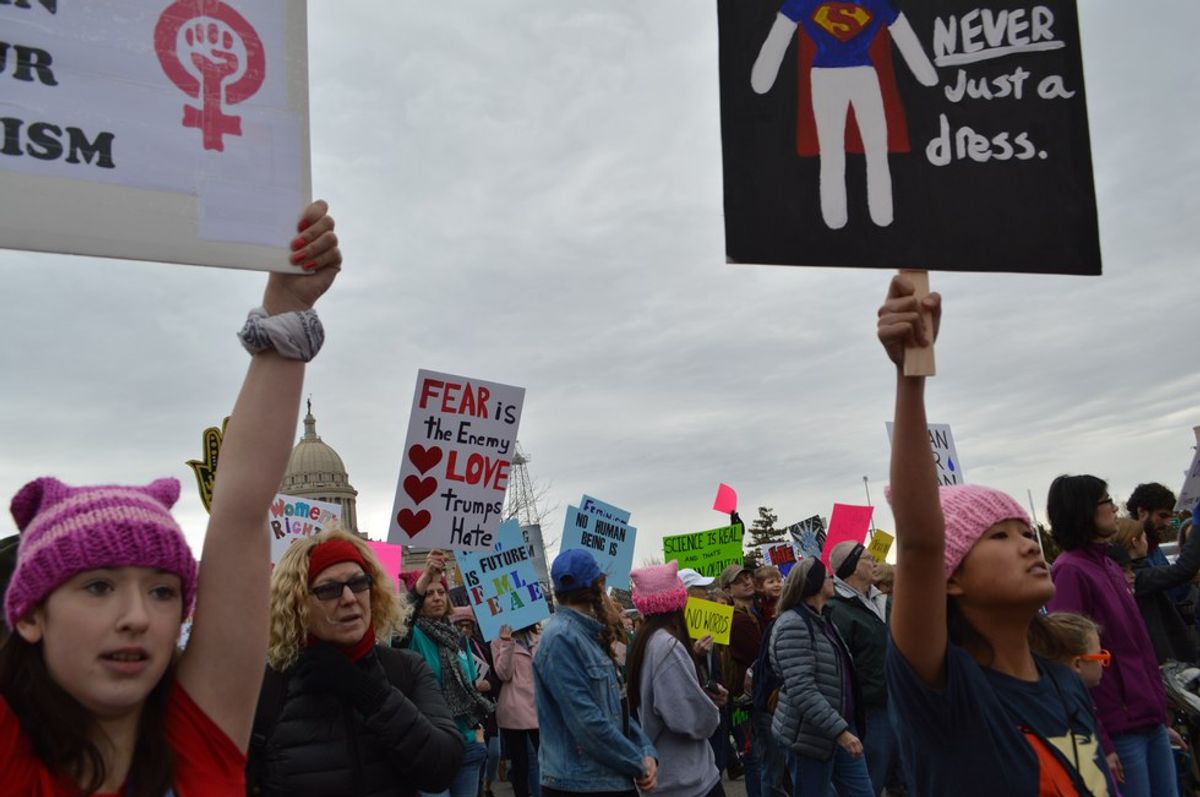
[560,505,637,591]
[579,494,632,525]
[456,519,551,641]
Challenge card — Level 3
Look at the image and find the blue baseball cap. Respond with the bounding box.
[551,549,603,593]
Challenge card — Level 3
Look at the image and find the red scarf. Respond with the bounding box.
[306,623,376,662]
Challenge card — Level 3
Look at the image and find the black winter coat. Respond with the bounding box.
[827,586,888,708]
[1133,529,1200,664]
[248,645,465,797]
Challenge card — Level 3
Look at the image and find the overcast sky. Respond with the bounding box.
[2,1,1198,569]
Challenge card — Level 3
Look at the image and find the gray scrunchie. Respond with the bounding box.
[237,306,324,362]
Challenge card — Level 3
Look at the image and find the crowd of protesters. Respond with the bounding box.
[1,267,1199,797]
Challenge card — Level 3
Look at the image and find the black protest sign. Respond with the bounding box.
[717,0,1099,275]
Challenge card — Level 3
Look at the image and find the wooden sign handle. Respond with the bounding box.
[900,269,936,377]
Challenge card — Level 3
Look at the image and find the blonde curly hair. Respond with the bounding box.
[267,528,411,670]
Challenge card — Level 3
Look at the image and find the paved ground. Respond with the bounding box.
[488,774,749,797]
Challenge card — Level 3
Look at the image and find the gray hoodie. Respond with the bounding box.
[635,629,721,797]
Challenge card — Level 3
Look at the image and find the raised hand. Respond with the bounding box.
[264,200,342,314]
[876,274,941,368]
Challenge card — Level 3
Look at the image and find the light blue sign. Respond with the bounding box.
[457,519,551,641]
[560,505,637,591]
[579,494,632,525]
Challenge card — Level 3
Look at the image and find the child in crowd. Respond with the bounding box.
[754,565,783,622]
[1031,613,1110,691]
[878,275,1117,797]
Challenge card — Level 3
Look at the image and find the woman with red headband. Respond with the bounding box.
[246,529,464,796]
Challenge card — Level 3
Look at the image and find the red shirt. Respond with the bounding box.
[1,680,247,796]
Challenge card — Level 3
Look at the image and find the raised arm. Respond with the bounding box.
[751,13,798,95]
[177,200,342,750]
[877,275,945,687]
[888,13,938,87]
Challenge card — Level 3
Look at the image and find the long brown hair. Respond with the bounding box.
[625,611,701,717]
[555,582,624,666]
[0,632,176,797]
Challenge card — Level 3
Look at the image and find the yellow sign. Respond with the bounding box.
[867,530,894,563]
[684,597,734,646]
[186,417,229,514]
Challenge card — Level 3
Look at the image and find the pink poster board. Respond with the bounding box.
[820,504,874,566]
[713,483,738,514]
[365,540,405,592]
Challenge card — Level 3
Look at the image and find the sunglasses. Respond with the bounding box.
[310,573,373,602]
[1079,649,1112,667]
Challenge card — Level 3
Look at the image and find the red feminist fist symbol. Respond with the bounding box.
[154,0,266,152]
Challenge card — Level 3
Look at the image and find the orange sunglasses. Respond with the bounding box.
[1079,650,1112,667]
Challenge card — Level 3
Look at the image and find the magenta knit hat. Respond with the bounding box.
[5,477,198,628]
[629,561,688,616]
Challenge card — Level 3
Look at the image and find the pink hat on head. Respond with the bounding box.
[887,483,1031,578]
[450,606,476,626]
[5,477,198,628]
[630,561,688,616]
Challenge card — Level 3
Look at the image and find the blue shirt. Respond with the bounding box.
[887,641,1115,796]
[779,0,899,68]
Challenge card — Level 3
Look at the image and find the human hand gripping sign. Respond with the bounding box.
[876,274,941,369]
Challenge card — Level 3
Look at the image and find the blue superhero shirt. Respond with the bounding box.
[779,0,900,68]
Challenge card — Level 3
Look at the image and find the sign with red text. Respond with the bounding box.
[456,519,551,641]
[269,493,341,565]
[0,0,310,270]
[388,370,525,551]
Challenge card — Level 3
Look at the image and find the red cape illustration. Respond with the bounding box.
[793,26,910,156]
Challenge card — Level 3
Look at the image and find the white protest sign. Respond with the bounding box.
[886,422,965,486]
[0,0,310,270]
[1176,427,1200,514]
[268,493,341,565]
[388,370,525,551]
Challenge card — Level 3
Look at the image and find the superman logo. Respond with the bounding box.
[812,3,873,42]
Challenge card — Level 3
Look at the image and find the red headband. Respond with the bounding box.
[308,539,366,584]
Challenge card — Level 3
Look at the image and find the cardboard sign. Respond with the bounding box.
[269,494,341,565]
[713,483,738,514]
[456,519,552,641]
[663,524,744,579]
[364,540,404,592]
[579,495,632,525]
[0,0,311,270]
[764,542,798,574]
[717,0,1099,275]
[684,597,735,646]
[787,515,827,559]
[867,530,895,563]
[1176,433,1200,514]
[887,422,965,485]
[821,504,874,566]
[559,506,637,591]
[388,370,525,551]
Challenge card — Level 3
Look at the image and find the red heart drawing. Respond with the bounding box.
[408,444,443,474]
[404,474,438,505]
[397,509,431,537]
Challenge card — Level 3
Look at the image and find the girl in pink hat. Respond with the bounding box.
[0,201,341,797]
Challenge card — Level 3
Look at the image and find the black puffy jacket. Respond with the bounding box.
[247,646,465,796]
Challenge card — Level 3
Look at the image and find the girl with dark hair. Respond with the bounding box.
[0,201,341,797]
[878,275,1116,796]
[533,549,657,797]
[626,561,725,797]
[1047,474,1180,796]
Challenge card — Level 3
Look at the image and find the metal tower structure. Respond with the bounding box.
[504,442,541,526]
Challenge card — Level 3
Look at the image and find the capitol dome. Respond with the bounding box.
[281,401,359,534]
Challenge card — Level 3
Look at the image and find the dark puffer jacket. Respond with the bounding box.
[1131,527,1200,664]
[248,646,464,796]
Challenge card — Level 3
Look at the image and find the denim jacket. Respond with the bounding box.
[533,607,657,791]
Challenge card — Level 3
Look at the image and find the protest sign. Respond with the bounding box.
[580,495,632,525]
[388,370,525,551]
[867,530,895,563]
[268,494,341,565]
[1176,428,1200,514]
[887,422,964,485]
[821,504,874,566]
[559,506,637,591]
[0,0,310,270]
[713,483,738,514]
[457,519,552,641]
[664,524,744,579]
[684,597,735,646]
[185,416,229,513]
[786,515,827,559]
[365,540,404,592]
[520,523,553,606]
[717,0,1099,274]
[763,541,798,576]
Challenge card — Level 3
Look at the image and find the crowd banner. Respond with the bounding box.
[867,530,895,563]
[717,0,1099,275]
[787,515,827,559]
[821,504,874,566]
[1176,427,1200,514]
[887,421,964,485]
[365,540,404,592]
[388,370,525,552]
[663,524,744,579]
[268,493,341,565]
[559,506,637,591]
[579,494,632,525]
[684,597,735,646]
[456,519,552,641]
[0,0,311,270]
[713,482,738,514]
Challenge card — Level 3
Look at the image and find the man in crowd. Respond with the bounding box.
[721,562,763,797]
[1127,483,1191,616]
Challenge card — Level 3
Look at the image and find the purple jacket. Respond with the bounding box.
[1047,544,1168,736]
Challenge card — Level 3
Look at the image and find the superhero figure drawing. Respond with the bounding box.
[751,0,938,229]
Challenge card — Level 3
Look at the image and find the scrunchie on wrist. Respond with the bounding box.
[237,306,324,362]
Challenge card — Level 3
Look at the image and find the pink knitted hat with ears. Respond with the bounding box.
[630,561,688,616]
[5,477,198,629]
[886,483,1031,579]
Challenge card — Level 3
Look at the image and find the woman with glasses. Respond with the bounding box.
[1047,475,1178,796]
[246,529,464,796]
